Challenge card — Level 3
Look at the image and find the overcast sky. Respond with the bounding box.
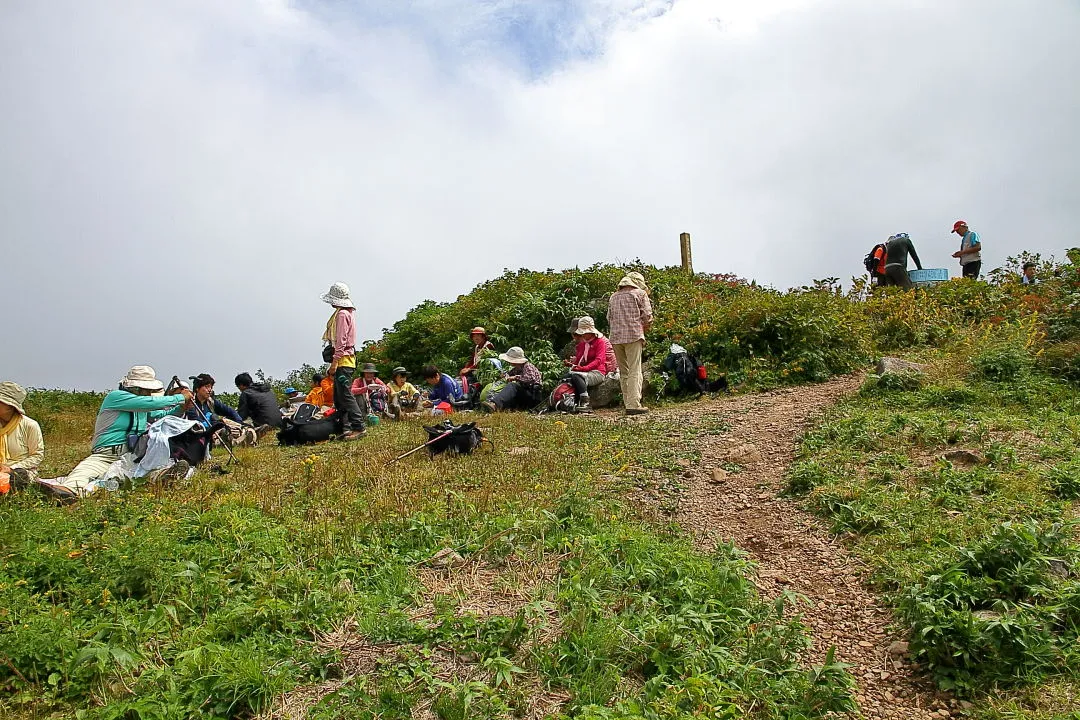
[3,0,1078,391]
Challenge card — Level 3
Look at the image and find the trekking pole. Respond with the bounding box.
[386,430,453,467]
[171,376,240,467]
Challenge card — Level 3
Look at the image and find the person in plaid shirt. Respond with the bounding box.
[606,272,653,415]
[481,347,544,412]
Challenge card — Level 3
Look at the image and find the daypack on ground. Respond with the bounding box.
[423,421,489,456]
[547,379,577,413]
[664,345,728,395]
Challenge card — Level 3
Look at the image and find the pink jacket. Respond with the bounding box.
[573,336,613,374]
[333,309,356,361]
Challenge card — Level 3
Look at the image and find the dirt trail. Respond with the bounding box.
[658,375,955,720]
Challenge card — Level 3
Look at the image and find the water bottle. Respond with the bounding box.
[90,477,120,492]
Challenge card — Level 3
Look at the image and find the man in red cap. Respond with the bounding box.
[951,220,982,279]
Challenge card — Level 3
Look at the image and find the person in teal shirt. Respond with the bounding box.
[48,366,192,500]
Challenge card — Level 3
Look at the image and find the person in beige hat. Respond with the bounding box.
[564,316,616,413]
[0,381,44,493]
[606,273,653,415]
[321,282,366,439]
[50,366,194,500]
[481,347,544,412]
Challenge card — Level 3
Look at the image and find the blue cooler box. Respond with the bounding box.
[909,268,949,285]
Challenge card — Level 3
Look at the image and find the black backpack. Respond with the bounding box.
[423,421,490,456]
[864,243,886,275]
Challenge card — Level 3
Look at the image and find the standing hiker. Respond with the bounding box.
[0,381,44,493]
[951,220,982,279]
[321,282,366,439]
[879,233,923,290]
[607,271,653,415]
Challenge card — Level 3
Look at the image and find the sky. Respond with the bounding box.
[3,0,1078,391]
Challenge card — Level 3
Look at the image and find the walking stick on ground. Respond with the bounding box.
[386,430,453,467]
[170,376,240,467]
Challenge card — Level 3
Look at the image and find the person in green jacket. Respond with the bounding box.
[48,366,193,500]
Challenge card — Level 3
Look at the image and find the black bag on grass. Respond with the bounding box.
[423,421,489,457]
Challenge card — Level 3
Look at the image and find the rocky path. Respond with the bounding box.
[660,376,957,720]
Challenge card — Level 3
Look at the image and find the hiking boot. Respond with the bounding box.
[576,395,593,414]
[480,401,498,414]
[625,407,650,416]
[39,482,79,505]
[10,468,32,490]
[234,427,258,447]
[148,460,190,487]
[341,429,366,441]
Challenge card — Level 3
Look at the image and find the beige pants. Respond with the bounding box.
[613,340,645,410]
[62,445,126,495]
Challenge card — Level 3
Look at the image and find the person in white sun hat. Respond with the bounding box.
[563,315,615,413]
[47,366,194,501]
[0,381,44,493]
[321,282,366,440]
[481,347,544,412]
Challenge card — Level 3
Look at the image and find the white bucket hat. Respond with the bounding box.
[120,365,165,391]
[498,347,529,365]
[322,282,355,309]
[0,381,27,415]
[574,316,603,337]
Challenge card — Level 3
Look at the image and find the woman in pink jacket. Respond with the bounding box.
[565,316,614,413]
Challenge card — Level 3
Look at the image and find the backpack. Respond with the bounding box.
[864,243,887,275]
[291,403,318,424]
[547,380,577,413]
[423,421,489,456]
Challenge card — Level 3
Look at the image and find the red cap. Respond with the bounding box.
[952,220,967,233]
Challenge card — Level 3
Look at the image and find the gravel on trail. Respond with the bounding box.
[660,375,959,720]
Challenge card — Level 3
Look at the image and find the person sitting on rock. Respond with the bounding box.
[351,363,389,415]
[47,366,194,501]
[564,316,615,413]
[482,347,543,412]
[0,381,44,493]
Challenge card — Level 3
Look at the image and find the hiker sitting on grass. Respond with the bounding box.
[351,363,389,415]
[46,366,194,501]
[0,381,44,494]
[184,374,256,448]
[460,327,495,382]
[234,372,283,432]
[482,347,543,413]
[564,316,615,414]
[421,365,463,416]
[387,367,421,419]
[306,373,335,410]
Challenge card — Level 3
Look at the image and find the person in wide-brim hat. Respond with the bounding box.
[387,367,420,418]
[321,282,365,439]
[462,326,495,380]
[0,381,44,492]
[608,271,654,416]
[566,316,616,413]
[483,347,544,413]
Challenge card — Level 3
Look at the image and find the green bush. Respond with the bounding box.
[971,345,1034,382]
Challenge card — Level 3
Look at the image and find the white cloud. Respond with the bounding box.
[2,0,1078,389]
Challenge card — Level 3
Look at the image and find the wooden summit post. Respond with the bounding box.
[679,232,693,274]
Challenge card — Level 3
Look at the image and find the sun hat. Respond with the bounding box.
[567,317,580,334]
[121,366,165,392]
[574,316,603,336]
[361,363,378,374]
[498,347,529,365]
[391,366,409,376]
[470,326,488,337]
[627,271,648,292]
[322,282,355,308]
[0,382,27,415]
[952,220,968,233]
[285,387,297,395]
